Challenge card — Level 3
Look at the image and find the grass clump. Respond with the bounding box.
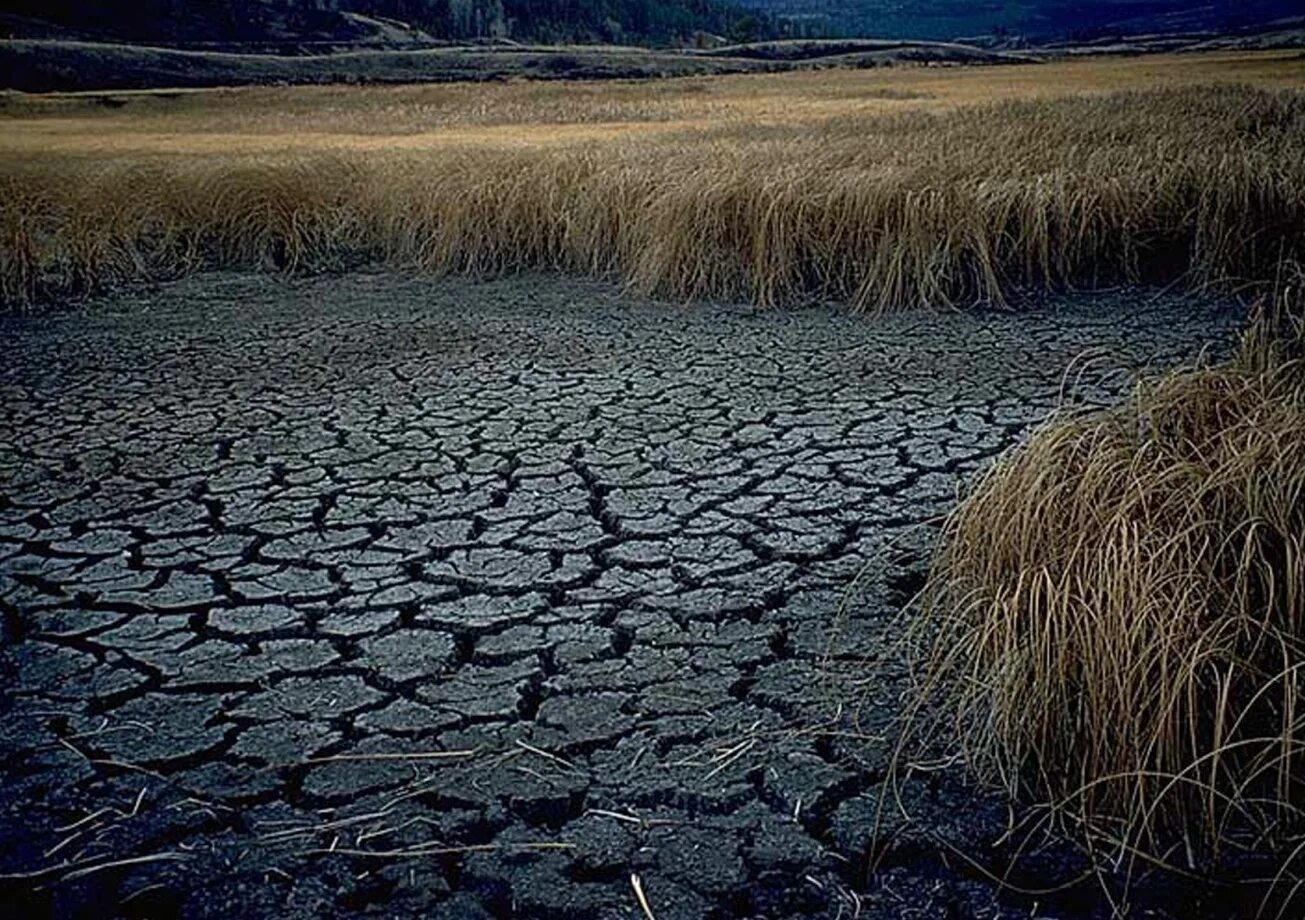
[914,274,1305,886]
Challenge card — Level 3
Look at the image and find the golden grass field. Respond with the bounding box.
[2,50,1304,308]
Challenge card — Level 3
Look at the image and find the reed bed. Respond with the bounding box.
[1,80,1302,311]
[913,271,1305,890]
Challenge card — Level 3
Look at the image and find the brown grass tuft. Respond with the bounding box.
[914,269,1305,876]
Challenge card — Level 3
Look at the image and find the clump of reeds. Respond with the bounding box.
[913,269,1305,885]
[2,84,1303,310]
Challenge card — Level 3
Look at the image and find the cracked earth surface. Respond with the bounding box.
[0,273,1242,919]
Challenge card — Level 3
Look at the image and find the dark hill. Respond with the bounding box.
[743,1,1303,42]
[0,0,773,48]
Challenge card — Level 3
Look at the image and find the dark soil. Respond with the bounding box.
[0,272,1249,918]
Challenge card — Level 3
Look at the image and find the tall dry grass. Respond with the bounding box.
[913,270,1305,889]
[2,82,1304,310]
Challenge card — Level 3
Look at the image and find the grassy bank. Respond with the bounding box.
[3,52,1304,310]
[913,273,1305,901]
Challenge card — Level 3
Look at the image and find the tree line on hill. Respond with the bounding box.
[0,0,776,46]
[364,0,770,43]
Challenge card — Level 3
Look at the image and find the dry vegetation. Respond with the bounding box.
[7,43,1305,913]
[2,51,1303,311]
[913,271,1305,900]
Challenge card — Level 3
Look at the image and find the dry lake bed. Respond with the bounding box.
[0,273,1242,918]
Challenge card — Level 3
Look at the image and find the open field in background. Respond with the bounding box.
[2,51,1304,309]
[6,52,1302,154]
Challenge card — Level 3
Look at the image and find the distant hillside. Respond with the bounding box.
[5,1,1299,50]
[743,1,1304,42]
[0,36,1037,93]
[0,0,775,48]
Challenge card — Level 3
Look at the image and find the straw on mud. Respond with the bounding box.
[297,748,479,766]
[514,738,580,773]
[586,809,644,826]
[56,737,165,778]
[631,873,658,920]
[61,853,191,883]
[53,807,116,835]
[701,738,758,781]
[305,842,576,859]
[0,851,192,884]
[259,809,396,843]
[119,883,171,907]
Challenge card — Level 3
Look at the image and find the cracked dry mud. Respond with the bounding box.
[0,273,1241,919]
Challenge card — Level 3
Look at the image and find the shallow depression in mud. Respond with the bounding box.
[0,272,1242,918]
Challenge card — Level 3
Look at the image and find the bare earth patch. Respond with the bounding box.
[0,272,1244,919]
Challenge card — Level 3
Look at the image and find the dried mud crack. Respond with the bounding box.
[0,273,1241,919]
